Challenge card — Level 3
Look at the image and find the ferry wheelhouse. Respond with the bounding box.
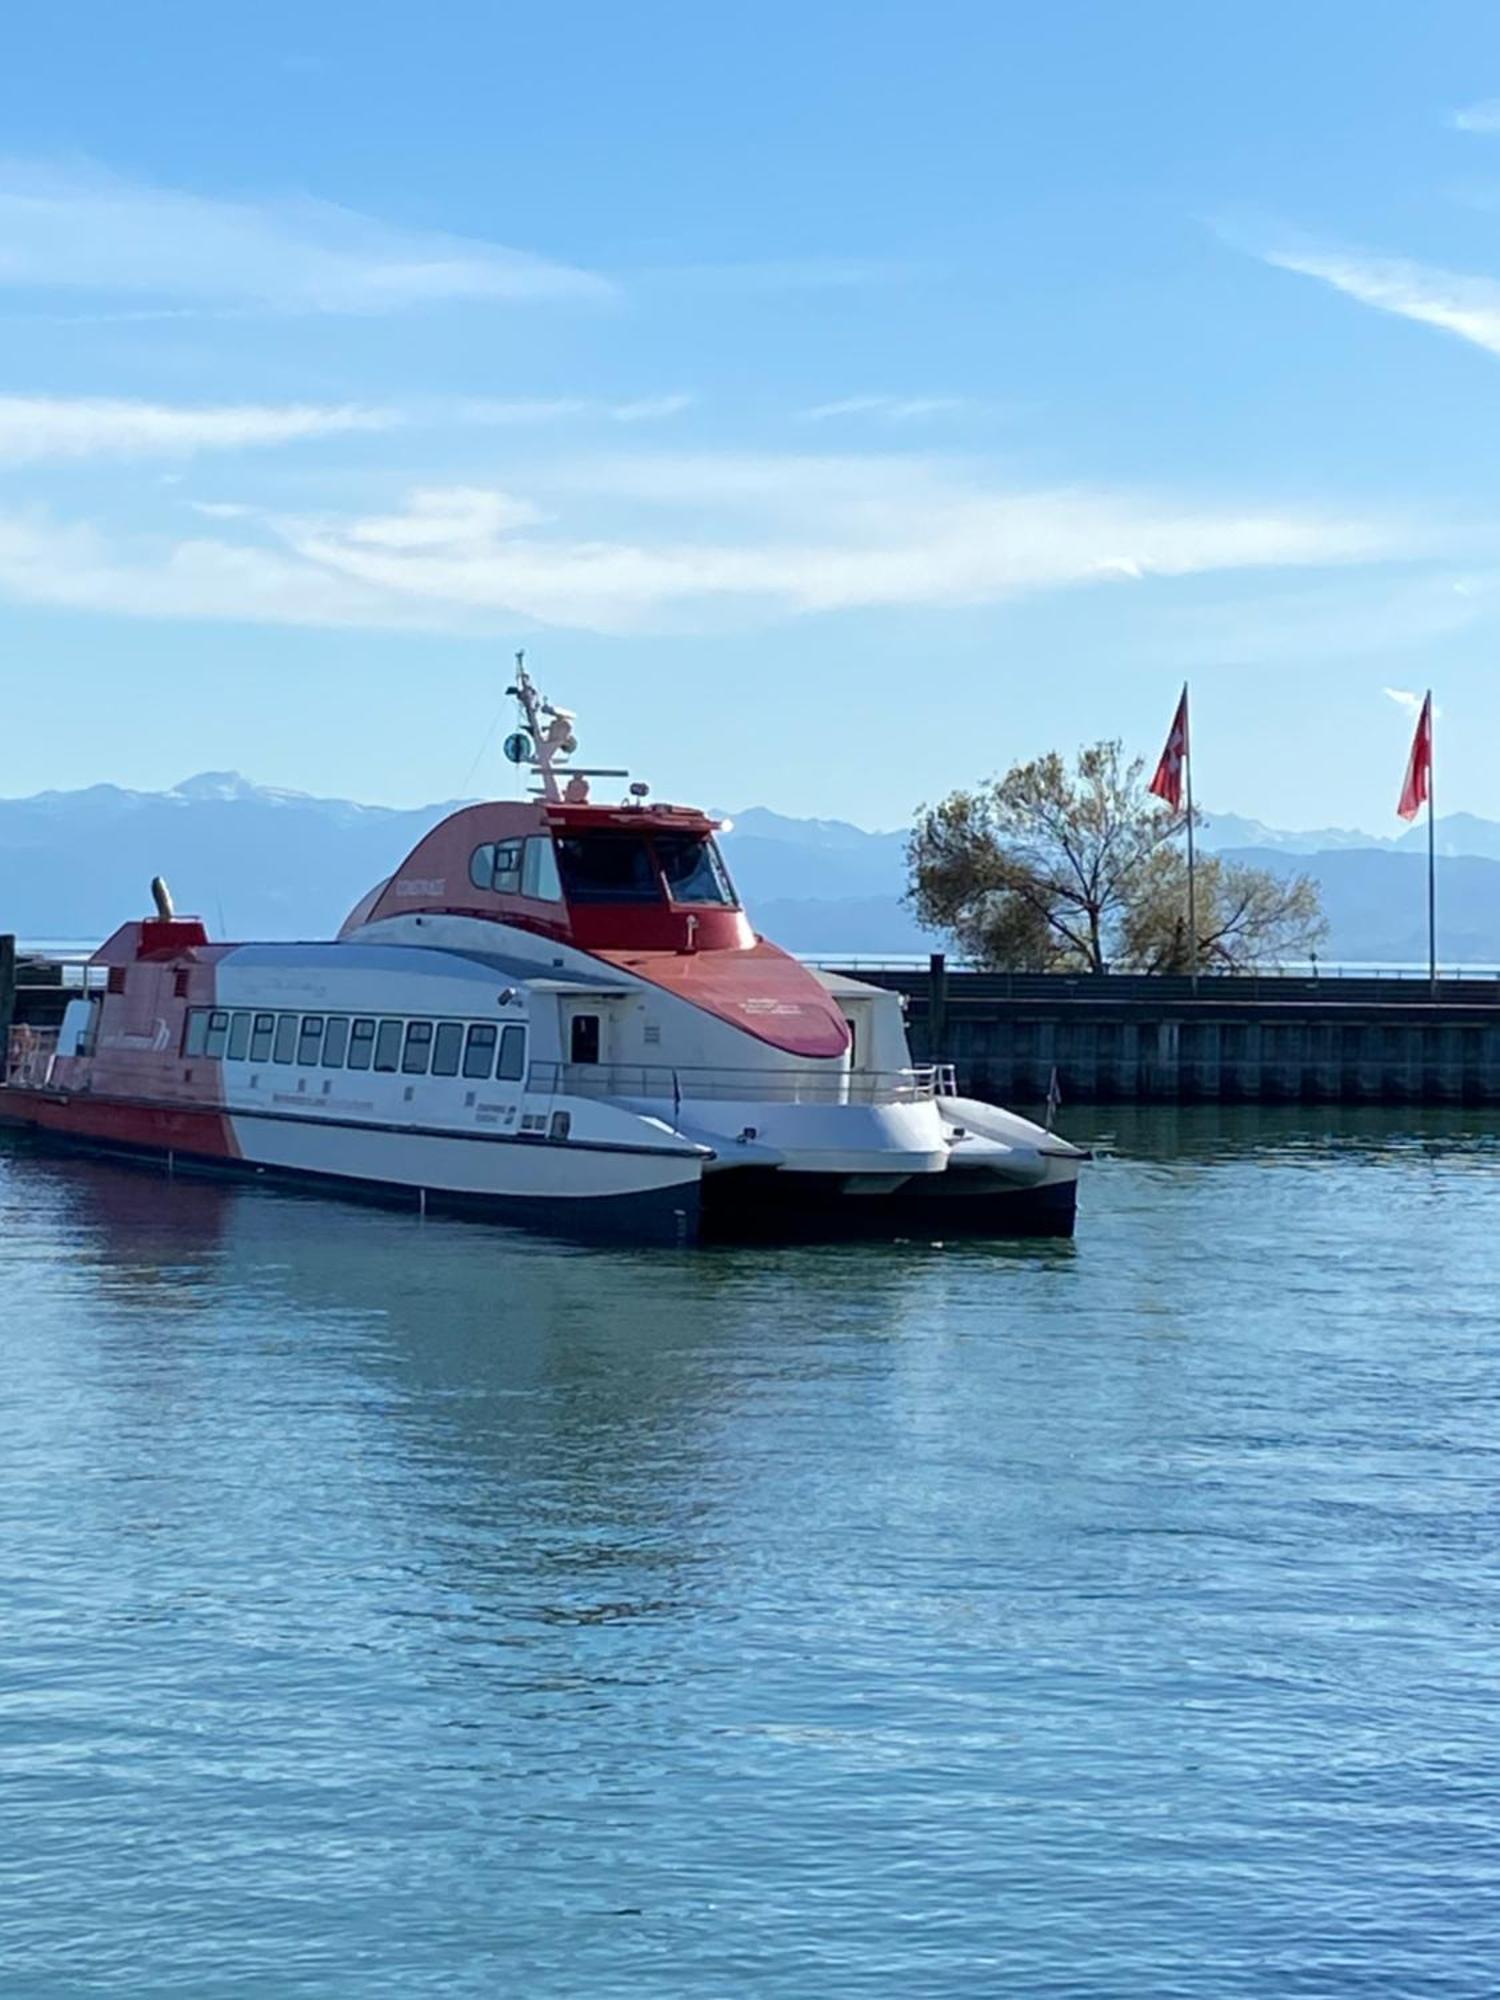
[0,666,1086,1244]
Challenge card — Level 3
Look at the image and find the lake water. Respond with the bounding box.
[3,1111,1499,1997]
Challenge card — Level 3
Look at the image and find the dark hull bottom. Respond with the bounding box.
[0,1121,700,1249]
[1,1118,1077,1248]
[700,1167,1078,1242]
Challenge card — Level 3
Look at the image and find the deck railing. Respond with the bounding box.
[5,1026,58,1089]
[527,1061,957,1106]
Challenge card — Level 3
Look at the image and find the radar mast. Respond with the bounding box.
[505,652,629,804]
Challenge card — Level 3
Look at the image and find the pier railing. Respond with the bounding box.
[834,965,1500,1008]
[809,955,1500,985]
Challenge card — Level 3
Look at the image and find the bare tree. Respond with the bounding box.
[1116,849,1326,972]
[908,740,1326,972]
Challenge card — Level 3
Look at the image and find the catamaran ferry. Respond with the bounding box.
[0,666,1086,1244]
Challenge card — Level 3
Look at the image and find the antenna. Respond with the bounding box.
[502,652,627,804]
[504,650,577,803]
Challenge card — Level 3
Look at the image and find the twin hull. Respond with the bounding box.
[1,925,1083,1243]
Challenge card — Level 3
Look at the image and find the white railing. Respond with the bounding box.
[528,1061,955,1106]
[5,1027,59,1089]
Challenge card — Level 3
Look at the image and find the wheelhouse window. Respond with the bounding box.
[521,836,562,901]
[555,833,660,904]
[469,841,524,894]
[656,833,737,907]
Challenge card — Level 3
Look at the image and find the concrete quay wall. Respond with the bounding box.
[853,957,1500,1107]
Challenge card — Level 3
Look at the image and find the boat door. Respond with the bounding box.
[570,1012,601,1066]
[563,1005,607,1084]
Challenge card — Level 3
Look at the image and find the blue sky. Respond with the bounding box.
[4,2,1500,829]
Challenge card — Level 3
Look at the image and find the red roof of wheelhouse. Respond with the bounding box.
[349,797,852,1060]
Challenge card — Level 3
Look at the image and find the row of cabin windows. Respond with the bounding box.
[469,836,562,900]
[183,1009,526,1082]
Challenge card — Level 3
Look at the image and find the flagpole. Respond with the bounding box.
[1184,681,1198,988]
[1427,689,1437,998]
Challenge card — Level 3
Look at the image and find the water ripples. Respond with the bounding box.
[2,1115,1500,1995]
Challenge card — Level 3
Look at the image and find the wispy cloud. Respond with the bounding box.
[801,395,967,423]
[0,394,392,463]
[332,485,547,546]
[642,256,922,295]
[0,160,612,314]
[0,457,1408,638]
[611,394,694,422]
[1383,685,1442,719]
[0,508,439,631]
[1452,99,1500,133]
[459,393,693,426]
[1258,239,1500,358]
[0,388,692,465]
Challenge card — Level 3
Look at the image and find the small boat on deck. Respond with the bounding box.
[0,666,1086,1244]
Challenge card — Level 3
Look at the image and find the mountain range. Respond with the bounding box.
[4,774,1499,964]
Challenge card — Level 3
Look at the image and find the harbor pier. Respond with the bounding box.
[846,955,1500,1108]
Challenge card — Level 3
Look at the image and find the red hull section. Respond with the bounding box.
[597,940,851,1060]
[0,1088,239,1161]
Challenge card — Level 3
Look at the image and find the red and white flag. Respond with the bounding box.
[1149,687,1190,810]
[1397,691,1432,822]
